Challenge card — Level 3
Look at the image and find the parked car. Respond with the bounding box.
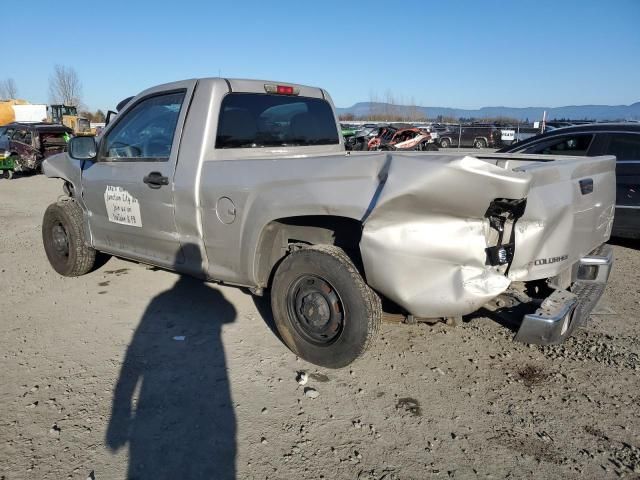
[42,77,614,368]
[0,122,72,178]
[344,126,378,151]
[438,125,502,149]
[368,127,437,151]
[498,123,640,239]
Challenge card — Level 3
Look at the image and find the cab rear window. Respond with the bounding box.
[216,93,339,148]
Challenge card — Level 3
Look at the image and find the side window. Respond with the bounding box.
[12,129,32,144]
[525,134,594,156]
[100,91,185,161]
[607,133,640,161]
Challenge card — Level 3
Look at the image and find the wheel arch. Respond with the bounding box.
[254,215,364,288]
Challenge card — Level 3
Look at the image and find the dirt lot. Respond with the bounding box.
[1,175,639,480]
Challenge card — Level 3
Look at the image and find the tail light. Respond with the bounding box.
[264,84,299,95]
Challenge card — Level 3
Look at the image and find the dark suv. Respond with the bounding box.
[498,123,640,239]
[0,122,72,177]
[437,125,501,149]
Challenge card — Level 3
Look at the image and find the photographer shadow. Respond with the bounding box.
[106,245,237,479]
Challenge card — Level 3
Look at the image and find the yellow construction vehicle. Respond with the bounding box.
[48,104,94,135]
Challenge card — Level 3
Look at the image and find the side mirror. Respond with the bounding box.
[69,136,97,161]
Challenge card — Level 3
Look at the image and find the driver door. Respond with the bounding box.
[81,84,193,267]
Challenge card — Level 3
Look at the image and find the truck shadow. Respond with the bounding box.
[105,245,237,479]
[464,301,537,335]
[609,236,640,250]
[250,293,282,341]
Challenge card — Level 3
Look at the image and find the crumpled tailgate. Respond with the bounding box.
[507,155,616,281]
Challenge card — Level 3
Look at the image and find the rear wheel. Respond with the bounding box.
[2,169,13,180]
[474,138,487,149]
[271,245,382,368]
[42,200,97,276]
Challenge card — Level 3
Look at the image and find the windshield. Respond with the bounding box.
[216,93,339,148]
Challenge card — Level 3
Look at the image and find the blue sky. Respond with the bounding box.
[9,0,640,111]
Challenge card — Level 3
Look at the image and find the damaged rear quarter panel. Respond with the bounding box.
[360,154,532,318]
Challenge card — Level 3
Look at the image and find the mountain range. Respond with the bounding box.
[336,102,640,121]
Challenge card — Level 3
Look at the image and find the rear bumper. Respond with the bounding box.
[514,244,613,345]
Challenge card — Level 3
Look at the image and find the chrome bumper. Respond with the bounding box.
[514,245,613,345]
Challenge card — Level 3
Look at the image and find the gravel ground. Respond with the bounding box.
[1,175,639,480]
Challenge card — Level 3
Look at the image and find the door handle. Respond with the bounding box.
[143,171,169,189]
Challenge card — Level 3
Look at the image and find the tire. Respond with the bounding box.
[7,154,20,175]
[474,138,487,149]
[2,169,13,179]
[42,199,97,276]
[439,138,450,148]
[271,245,382,368]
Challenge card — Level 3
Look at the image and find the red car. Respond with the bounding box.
[0,122,72,176]
[368,127,437,151]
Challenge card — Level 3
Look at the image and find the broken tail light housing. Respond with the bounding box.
[485,198,527,269]
[486,244,515,266]
[264,84,300,95]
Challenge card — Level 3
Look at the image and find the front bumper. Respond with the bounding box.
[514,244,613,345]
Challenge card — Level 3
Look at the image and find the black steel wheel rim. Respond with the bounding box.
[286,274,345,346]
[51,222,70,257]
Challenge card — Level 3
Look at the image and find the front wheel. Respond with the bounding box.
[421,142,439,151]
[2,169,13,180]
[42,199,97,276]
[439,138,450,148]
[271,245,382,368]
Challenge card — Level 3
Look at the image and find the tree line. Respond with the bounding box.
[0,65,105,122]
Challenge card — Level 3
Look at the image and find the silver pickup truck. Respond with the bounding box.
[41,78,615,368]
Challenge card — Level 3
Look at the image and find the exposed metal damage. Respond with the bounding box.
[359,153,616,322]
[360,154,531,317]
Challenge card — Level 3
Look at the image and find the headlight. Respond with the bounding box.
[0,150,6,159]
